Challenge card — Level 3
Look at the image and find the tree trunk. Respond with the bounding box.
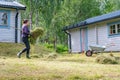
[29,12,32,30]
[36,10,39,26]
[29,0,32,30]
[53,35,57,51]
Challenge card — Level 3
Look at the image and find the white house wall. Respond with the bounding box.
[88,26,97,47]
[0,10,15,43]
[70,29,81,52]
[69,18,120,52]
[0,10,21,43]
[88,19,120,51]
[17,11,21,43]
[97,24,108,46]
[11,10,21,43]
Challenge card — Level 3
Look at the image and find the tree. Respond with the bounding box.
[20,0,115,48]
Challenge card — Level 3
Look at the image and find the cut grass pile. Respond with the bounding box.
[95,54,118,64]
[47,53,58,59]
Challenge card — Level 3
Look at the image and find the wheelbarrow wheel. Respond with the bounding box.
[86,50,93,57]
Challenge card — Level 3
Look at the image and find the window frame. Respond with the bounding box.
[0,10,10,28]
[109,24,116,35]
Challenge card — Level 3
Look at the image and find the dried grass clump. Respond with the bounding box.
[95,54,118,64]
[31,54,44,58]
[47,53,58,59]
[30,27,44,44]
[109,53,114,57]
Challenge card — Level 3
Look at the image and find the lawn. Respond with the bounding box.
[0,43,120,80]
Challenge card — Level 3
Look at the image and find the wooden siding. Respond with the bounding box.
[17,11,21,43]
[70,29,81,52]
[88,19,120,51]
[70,18,120,52]
[0,10,21,43]
[88,26,96,48]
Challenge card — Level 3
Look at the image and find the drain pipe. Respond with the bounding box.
[64,31,72,53]
[15,9,19,43]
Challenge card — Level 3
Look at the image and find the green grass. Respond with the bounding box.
[0,43,120,80]
[0,42,52,57]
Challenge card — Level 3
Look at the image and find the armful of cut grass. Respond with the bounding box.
[29,27,44,45]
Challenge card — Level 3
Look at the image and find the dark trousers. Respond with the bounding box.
[20,37,30,58]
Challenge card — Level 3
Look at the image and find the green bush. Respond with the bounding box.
[44,44,68,53]
[56,44,68,53]
[44,43,53,49]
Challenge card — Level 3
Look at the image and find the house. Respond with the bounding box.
[0,1,26,43]
[63,10,120,53]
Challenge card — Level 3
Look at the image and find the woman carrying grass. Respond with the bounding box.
[17,19,31,59]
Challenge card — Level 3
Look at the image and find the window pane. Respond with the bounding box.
[0,12,8,26]
[117,24,120,34]
[113,30,116,33]
[110,25,116,35]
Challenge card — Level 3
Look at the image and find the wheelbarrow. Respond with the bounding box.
[86,45,106,56]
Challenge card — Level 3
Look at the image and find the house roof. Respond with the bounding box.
[63,10,120,31]
[0,1,26,10]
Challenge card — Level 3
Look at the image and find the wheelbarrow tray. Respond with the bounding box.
[89,45,106,52]
[86,45,106,57]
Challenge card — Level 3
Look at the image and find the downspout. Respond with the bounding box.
[64,30,72,53]
[15,9,19,43]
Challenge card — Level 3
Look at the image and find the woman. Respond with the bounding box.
[17,19,31,59]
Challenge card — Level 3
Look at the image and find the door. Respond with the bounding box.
[71,30,81,52]
[80,28,88,52]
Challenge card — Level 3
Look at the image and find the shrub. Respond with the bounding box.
[44,44,68,53]
[95,54,118,64]
[44,43,54,49]
[56,44,68,53]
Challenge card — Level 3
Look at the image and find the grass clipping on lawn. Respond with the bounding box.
[95,54,118,64]
[30,27,44,45]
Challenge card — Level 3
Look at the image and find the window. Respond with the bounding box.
[109,23,120,35]
[110,25,116,35]
[0,10,10,28]
[0,12,8,26]
[117,24,120,34]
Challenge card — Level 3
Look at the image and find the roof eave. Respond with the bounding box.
[86,15,120,25]
[0,5,26,10]
[63,15,120,31]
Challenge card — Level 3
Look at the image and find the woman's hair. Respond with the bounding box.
[23,19,29,24]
